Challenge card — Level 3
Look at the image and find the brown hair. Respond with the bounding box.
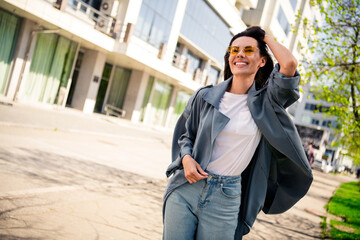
[223,26,274,89]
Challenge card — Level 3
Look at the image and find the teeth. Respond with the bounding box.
[235,62,247,65]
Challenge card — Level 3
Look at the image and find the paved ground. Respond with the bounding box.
[0,101,356,239]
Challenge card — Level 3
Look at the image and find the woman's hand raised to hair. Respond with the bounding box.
[182,155,208,184]
[264,34,298,77]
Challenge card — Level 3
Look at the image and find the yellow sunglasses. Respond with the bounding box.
[227,46,258,56]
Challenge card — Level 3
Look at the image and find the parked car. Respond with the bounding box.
[333,164,345,173]
[312,159,323,172]
[311,159,333,173]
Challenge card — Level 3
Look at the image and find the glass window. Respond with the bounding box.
[0,9,21,94]
[106,66,131,109]
[322,120,331,127]
[311,119,319,125]
[301,115,311,124]
[169,91,191,127]
[94,63,113,113]
[140,76,155,122]
[180,0,233,63]
[305,103,315,111]
[289,0,297,10]
[207,66,220,85]
[135,0,178,48]
[277,6,291,36]
[22,33,78,104]
[186,51,202,77]
[147,80,173,126]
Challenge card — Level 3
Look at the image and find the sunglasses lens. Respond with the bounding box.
[227,46,239,55]
[243,46,256,56]
[227,46,257,56]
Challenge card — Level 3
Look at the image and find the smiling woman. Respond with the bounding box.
[163,26,312,240]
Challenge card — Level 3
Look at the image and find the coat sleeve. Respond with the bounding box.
[165,87,206,177]
[267,63,300,109]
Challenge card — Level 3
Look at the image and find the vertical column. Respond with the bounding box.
[165,86,179,128]
[165,0,188,62]
[71,49,106,114]
[122,70,150,122]
[117,0,143,41]
[200,60,211,85]
[7,19,36,100]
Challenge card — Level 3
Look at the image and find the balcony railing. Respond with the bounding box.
[49,0,118,38]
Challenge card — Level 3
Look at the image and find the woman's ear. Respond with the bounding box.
[259,56,266,68]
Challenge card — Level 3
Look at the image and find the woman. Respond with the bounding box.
[163,26,313,240]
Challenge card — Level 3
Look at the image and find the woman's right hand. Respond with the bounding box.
[182,155,208,184]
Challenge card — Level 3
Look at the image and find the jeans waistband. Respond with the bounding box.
[205,171,241,184]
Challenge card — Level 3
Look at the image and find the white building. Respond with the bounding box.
[1,0,320,132]
[0,0,255,129]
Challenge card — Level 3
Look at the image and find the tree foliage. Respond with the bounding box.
[296,0,360,164]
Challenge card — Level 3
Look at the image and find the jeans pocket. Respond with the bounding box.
[220,182,241,199]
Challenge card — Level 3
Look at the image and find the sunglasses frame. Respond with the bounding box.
[227,46,258,56]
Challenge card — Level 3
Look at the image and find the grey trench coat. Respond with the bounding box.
[164,64,313,238]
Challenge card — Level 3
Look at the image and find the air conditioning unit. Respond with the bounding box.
[95,16,113,34]
[99,0,119,17]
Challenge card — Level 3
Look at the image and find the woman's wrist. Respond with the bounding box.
[264,34,273,44]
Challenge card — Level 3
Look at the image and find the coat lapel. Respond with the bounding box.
[202,79,231,143]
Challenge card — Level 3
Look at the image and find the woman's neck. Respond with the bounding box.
[228,75,255,94]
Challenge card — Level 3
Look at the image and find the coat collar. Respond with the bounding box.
[202,77,262,109]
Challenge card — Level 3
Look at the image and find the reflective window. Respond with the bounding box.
[277,6,290,36]
[301,115,311,124]
[169,91,191,127]
[289,0,297,10]
[186,51,202,76]
[180,0,233,63]
[322,120,332,127]
[311,118,320,125]
[147,80,173,126]
[135,0,178,48]
[207,66,220,85]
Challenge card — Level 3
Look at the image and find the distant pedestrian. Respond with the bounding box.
[305,141,315,165]
[163,26,313,239]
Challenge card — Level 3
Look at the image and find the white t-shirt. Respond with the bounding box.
[206,91,261,176]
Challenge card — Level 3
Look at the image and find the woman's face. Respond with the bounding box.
[228,36,266,79]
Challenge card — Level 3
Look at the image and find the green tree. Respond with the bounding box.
[296,0,360,164]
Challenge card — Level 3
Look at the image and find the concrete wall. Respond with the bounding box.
[122,70,149,122]
[71,49,106,113]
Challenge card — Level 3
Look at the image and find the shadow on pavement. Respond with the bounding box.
[0,147,153,189]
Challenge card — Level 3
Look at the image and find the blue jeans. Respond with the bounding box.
[163,173,241,240]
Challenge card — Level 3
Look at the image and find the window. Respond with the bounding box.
[322,120,332,127]
[277,6,291,36]
[0,9,21,94]
[305,103,330,112]
[135,0,178,48]
[181,0,233,63]
[301,115,311,124]
[311,119,320,125]
[289,0,297,11]
[305,103,315,111]
[186,51,202,77]
[207,66,220,85]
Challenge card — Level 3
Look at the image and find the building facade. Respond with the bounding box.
[0,0,252,129]
[2,0,327,133]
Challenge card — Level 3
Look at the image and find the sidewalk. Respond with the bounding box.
[0,102,356,239]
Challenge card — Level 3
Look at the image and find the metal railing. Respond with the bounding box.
[68,0,117,37]
[47,0,214,85]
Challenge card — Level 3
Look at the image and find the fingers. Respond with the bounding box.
[196,164,208,177]
[183,156,208,184]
